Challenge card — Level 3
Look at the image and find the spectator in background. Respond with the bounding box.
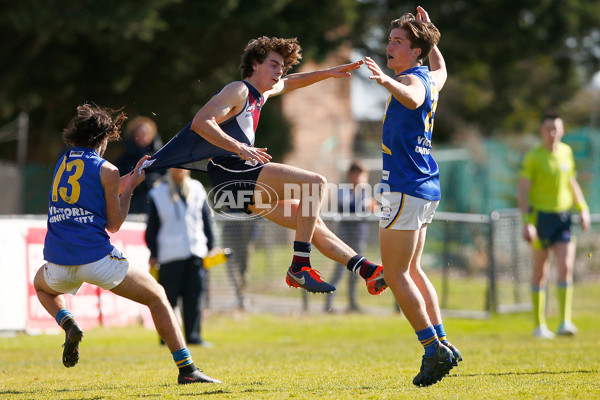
[145,168,215,347]
[325,161,374,313]
[116,116,164,214]
[222,217,258,310]
[518,111,590,339]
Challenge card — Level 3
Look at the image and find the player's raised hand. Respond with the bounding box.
[416,6,431,23]
[364,56,391,86]
[328,60,364,78]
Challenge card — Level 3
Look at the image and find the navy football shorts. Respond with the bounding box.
[532,210,572,249]
[207,155,265,213]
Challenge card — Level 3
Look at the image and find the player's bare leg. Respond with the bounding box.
[249,198,387,295]
[33,265,84,368]
[252,163,335,293]
[380,227,453,386]
[254,162,324,243]
[409,226,462,364]
[110,265,186,351]
[250,199,354,264]
[110,265,220,383]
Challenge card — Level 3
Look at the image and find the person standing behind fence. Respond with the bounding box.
[222,216,258,310]
[116,116,164,214]
[518,111,590,339]
[364,7,461,387]
[34,104,219,384]
[325,161,373,313]
[145,168,215,347]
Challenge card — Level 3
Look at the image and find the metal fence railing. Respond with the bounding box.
[204,211,600,317]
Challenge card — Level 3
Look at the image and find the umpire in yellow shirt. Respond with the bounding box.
[518,111,590,339]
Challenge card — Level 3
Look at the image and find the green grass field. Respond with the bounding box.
[1,284,599,400]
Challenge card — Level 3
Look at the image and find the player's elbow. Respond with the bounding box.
[105,218,124,233]
[190,116,212,135]
[404,97,421,110]
[396,94,421,110]
[106,224,121,234]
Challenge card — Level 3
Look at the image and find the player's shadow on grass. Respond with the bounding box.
[0,384,232,397]
[457,369,597,378]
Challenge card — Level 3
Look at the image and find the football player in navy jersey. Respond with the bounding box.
[364,7,461,386]
[150,37,387,295]
[34,104,220,384]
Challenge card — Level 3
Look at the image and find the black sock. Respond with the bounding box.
[290,241,311,273]
[346,254,377,279]
[62,318,75,332]
[179,362,198,375]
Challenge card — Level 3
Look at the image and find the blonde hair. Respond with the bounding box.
[125,116,157,140]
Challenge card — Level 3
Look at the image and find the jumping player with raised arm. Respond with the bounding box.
[34,104,220,385]
[143,37,387,296]
[364,7,462,387]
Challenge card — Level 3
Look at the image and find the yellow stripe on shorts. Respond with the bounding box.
[384,193,405,229]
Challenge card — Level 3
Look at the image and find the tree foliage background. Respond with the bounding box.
[0,0,359,163]
[1,0,600,163]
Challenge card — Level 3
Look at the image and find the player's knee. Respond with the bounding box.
[315,173,327,187]
[142,280,169,307]
[154,284,169,302]
[315,216,325,229]
[307,173,327,193]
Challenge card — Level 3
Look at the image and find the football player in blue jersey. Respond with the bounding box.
[364,7,461,387]
[33,104,220,384]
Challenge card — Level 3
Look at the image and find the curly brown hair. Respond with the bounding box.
[239,36,302,79]
[62,104,126,149]
[390,13,441,63]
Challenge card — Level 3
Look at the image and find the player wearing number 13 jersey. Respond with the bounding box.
[35,104,220,384]
[44,148,112,265]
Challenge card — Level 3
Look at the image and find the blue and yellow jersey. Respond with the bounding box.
[520,142,576,212]
[381,66,440,201]
[43,148,113,265]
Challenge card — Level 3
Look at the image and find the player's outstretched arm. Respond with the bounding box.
[268,60,363,97]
